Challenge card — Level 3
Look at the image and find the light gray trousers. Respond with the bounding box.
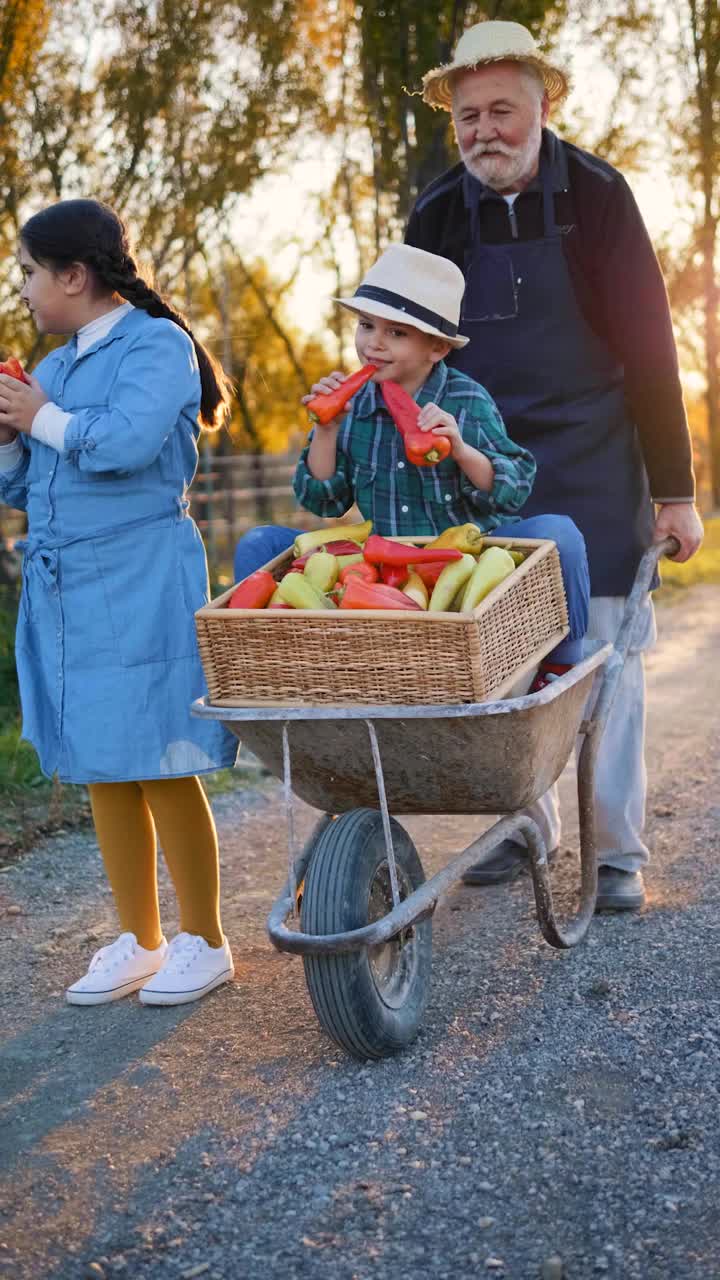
[524,594,657,874]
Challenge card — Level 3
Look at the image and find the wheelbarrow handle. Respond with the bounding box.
[613,534,679,669]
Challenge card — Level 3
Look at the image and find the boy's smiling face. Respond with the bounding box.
[354,312,450,395]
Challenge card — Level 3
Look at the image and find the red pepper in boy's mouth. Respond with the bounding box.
[305,364,377,426]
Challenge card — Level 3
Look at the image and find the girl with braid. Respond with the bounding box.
[0,199,239,1006]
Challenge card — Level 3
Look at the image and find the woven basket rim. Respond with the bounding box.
[197,535,558,619]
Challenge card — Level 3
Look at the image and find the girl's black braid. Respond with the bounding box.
[88,247,230,428]
[90,248,192,336]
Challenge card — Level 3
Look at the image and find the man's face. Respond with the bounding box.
[451,62,548,193]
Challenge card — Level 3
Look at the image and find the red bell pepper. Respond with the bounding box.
[338,560,379,586]
[362,535,462,568]
[306,364,377,426]
[289,540,366,572]
[412,561,449,590]
[339,578,423,611]
[227,569,277,609]
[381,380,452,466]
[380,563,409,589]
[0,355,30,384]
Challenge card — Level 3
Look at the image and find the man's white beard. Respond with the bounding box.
[460,118,543,192]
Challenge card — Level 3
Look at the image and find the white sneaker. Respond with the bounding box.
[66,932,168,1006]
[138,932,234,1006]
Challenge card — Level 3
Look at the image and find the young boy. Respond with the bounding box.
[235,242,589,688]
[234,244,590,885]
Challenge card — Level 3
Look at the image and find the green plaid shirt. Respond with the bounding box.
[293,360,536,537]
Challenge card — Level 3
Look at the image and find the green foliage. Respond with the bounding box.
[0,582,20,725]
[0,1,326,355]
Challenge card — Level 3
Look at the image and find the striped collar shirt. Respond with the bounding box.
[293,360,536,537]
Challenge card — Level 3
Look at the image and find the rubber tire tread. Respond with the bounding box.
[301,808,432,1060]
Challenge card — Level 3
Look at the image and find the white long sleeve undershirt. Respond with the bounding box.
[0,303,135,471]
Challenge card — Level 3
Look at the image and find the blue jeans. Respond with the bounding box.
[233,515,589,662]
[493,514,589,663]
[233,524,300,583]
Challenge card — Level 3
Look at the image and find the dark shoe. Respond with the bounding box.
[461,838,558,886]
[595,868,645,912]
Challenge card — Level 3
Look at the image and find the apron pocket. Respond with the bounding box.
[462,252,519,323]
[92,525,197,667]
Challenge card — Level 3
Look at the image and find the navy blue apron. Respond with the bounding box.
[449,147,655,596]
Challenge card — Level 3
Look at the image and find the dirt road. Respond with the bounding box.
[1,586,718,1279]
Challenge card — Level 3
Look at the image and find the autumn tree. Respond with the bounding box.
[680,0,720,507]
[0,0,325,354]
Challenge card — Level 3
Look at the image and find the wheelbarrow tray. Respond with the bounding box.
[193,647,610,816]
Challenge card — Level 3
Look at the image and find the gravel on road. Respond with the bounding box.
[1,585,718,1280]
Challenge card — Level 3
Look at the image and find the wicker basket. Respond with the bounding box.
[195,536,569,707]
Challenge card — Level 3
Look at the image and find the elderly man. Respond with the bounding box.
[406,20,703,910]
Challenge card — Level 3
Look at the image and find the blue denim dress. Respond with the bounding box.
[0,308,237,783]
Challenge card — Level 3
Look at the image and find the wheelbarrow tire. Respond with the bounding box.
[300,807,432,1061]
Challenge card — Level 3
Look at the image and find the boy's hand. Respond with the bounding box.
[302,371,347,428]
[417,403,463,457]
[301,372,347,405]
[0,374,48,435]
[302,371,348,429]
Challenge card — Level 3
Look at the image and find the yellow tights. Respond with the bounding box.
[87,776,224,951]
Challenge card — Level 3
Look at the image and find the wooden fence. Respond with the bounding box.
[190,447,322,573]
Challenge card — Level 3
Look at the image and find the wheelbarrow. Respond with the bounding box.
[193,539,675,1060]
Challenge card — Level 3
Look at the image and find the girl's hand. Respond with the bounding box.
[0,374,48,435]
[417,402,463,457]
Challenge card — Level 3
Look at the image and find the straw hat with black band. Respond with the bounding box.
[334,244,470,350]
[421,20,569,111]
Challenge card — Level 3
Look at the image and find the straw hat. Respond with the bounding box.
[334,244,469,349]
[422,20,569,111]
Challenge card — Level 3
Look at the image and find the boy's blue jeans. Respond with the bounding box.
[233,515,589,663]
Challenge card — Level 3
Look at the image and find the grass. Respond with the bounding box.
[0,724,91,863]
[0,723,260,864]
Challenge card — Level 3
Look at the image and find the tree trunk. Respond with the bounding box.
[689,0,720,505]
[701,217,720,507]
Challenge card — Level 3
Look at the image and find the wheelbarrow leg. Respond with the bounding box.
[525,538,678,947]
[524,720,600,949]
[281,721,333,918]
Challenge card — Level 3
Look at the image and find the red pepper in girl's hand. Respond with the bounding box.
[362,534,462,567]
[380,563,409,590]
[382,380,452,466]
[227,569,277,609]
[0,356,30,384]
[305,364,378,426]
[339,577,423,611]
